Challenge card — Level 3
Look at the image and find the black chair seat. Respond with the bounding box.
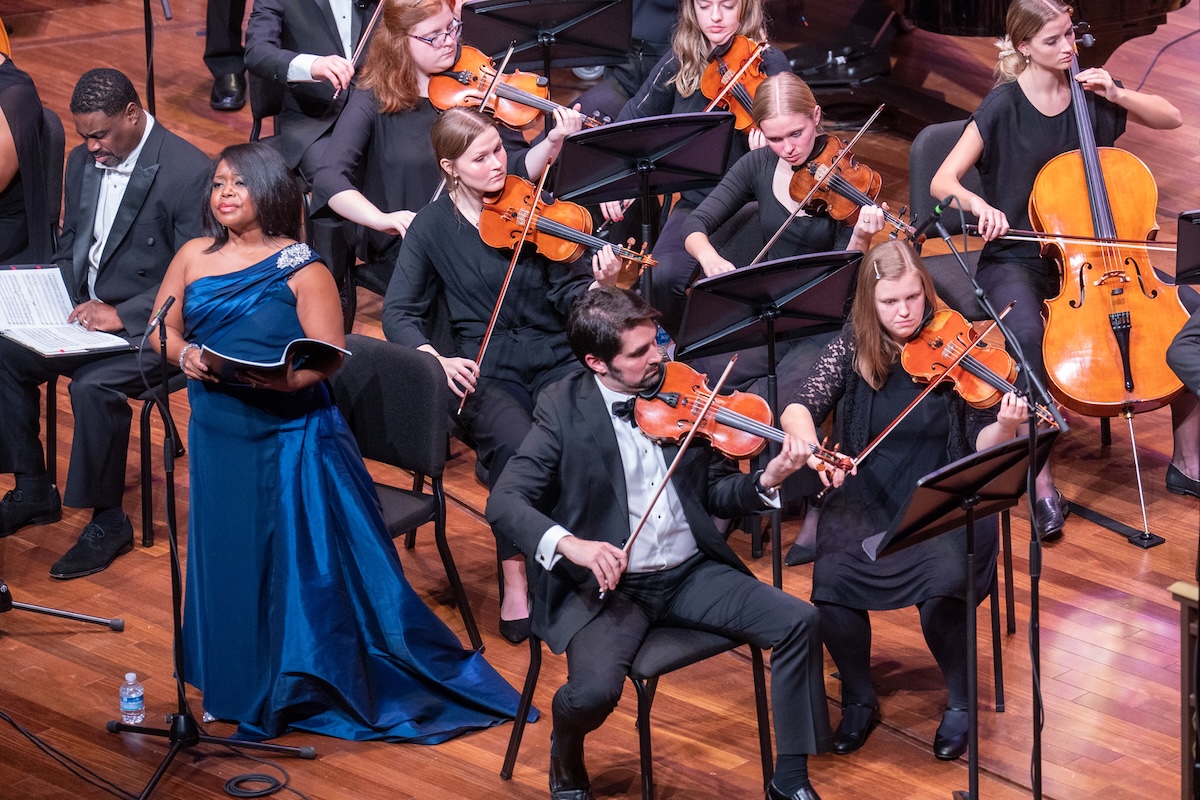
[374,484,436,539]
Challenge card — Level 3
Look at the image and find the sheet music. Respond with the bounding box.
[0,267,134,356]
[0,268,75,326]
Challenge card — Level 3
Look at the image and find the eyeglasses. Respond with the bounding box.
[409,17,463,48]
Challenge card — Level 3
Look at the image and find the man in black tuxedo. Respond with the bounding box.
[243,0,379,181]
[0,68,210,578]
[486,288,830,800]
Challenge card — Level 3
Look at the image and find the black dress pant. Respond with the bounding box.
[0,336,174,509]
[204,0,247,78]
[553,555,832,758]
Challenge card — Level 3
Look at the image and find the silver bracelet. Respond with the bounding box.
[179,343,200,372]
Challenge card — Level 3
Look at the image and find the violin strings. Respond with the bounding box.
[531,216,641,260]
[822,173,907,230]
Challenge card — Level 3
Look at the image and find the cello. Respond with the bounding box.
[1034,43,1189,418]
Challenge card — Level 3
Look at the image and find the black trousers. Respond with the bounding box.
[204,0,247,78]
[0,336,174,509]
[553,555,832,757]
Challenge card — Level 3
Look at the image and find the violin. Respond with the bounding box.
[901,308,1058,427]
[789,135,911,236]
[1034,37,1188,418]
[479,175,655,290]
[700,36,768,131]
[633,361,854,468]
[428,45,606,130]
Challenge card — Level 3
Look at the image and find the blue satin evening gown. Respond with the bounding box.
[181,243,529,741]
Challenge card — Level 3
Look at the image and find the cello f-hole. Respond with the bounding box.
[1126,256,1159,298]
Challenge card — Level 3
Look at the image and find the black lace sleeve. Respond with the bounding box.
[964,399,999,452]
[789,330,854,426]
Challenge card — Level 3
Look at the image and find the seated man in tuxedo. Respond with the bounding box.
[486,287,831,800]
[0,68,210,578]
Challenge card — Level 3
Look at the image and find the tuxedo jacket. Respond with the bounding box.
[55,121,210,337]
[244,0,379,170]
[486,370,764,654]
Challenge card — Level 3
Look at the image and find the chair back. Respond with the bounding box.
[248,72,286,143]
[908,120,983,238]
[328,334,449,479]
[41,106,64,248]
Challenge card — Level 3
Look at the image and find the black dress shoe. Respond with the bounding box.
[766,780,822,800]
[49,515,134,579]
[549,752,592,800]
[831,701,881,755]
[1032,489,1067,542]
[210,73,246,111]
[1166,463,1200,499]
[784,541,815,567]
[0,486,61,537]
[499,616,530,644]
[933,707,969,760]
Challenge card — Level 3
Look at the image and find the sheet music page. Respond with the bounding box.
[0,268,75,327]
[1,325,132,356]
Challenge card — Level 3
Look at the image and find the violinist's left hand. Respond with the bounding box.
[759,433,809,490]
[995,391,1029,436]
[849,202,888,251]
[590,245,621,287]
[547,103,586,146]
[747,127,767,151]
[1075,67,1122,103]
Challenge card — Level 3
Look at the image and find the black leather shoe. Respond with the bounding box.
[0,486,61,537]
[831,701,881,755]
[1032,489,1067,542]
[210,73,246,111]
[933,707,969,760]
[499,616,530,644]
[766,779,822,800]
[549,752,592,800]
[784,541,815,567]
[49,515,134,579]
[1166,463,1200,499]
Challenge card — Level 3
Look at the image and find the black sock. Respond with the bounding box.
[91,507,126,528]
[772,753,809,793]
[15,473,52,497]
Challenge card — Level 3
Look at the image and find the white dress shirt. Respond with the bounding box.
[87,114,155,300]
[287,0,354,82]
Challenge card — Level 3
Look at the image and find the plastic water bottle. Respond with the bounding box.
[655,325,673,360]
[119,673,145,724]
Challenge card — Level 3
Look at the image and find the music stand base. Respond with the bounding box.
[1069,502,1165,548]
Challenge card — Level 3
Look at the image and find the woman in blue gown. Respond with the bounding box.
[152,142,529,742]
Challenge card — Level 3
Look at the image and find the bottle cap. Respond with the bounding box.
[125,672,137,682]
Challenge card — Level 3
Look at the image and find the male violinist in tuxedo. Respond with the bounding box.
[486,287,830,800]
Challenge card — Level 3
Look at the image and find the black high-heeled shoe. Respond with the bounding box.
[831,701,881,755]
[933,707,969,760]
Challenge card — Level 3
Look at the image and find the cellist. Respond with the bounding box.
[930,0,1193,540]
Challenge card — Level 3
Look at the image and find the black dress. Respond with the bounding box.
[790,329,999,609]
[0,57,52,264]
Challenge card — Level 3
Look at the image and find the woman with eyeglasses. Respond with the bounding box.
[311,0,583,299]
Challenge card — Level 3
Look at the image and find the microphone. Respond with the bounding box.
[144,295,175,337]
[912,196,955,241]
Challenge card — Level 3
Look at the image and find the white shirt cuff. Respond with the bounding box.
[535,525,573,570]
[287,54,320,83]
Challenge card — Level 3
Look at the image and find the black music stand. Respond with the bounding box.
[553,112,736,299]
[674,250,863,587]
[862,429,1058,800]
[462,0,631,100]
[1172,209,1200,286]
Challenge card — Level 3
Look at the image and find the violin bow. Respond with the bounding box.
[456,161,553,414]
[332,0,386,101]
[749,104,885,266]
[702,41,768,114]
[963,224,1177,254]
[599,356,739,599]
[432,43,519,203]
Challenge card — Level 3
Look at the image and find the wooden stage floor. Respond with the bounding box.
[2,2,1199,798]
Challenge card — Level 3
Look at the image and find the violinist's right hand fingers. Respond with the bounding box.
[312,56,355,92]
[600,199,629,223]
[702,256,736,277]
[972,205,1009,241]
[438,356,479,398]
[747,127,767,150]
[559,537,627,592]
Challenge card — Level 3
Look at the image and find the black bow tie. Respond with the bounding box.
[611,397,637,425]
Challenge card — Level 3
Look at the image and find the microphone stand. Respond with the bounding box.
[930,206,1067,800]
[106,314,315,799]
[142,0,172,116]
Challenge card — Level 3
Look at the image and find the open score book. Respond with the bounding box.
[0,266,135,356]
